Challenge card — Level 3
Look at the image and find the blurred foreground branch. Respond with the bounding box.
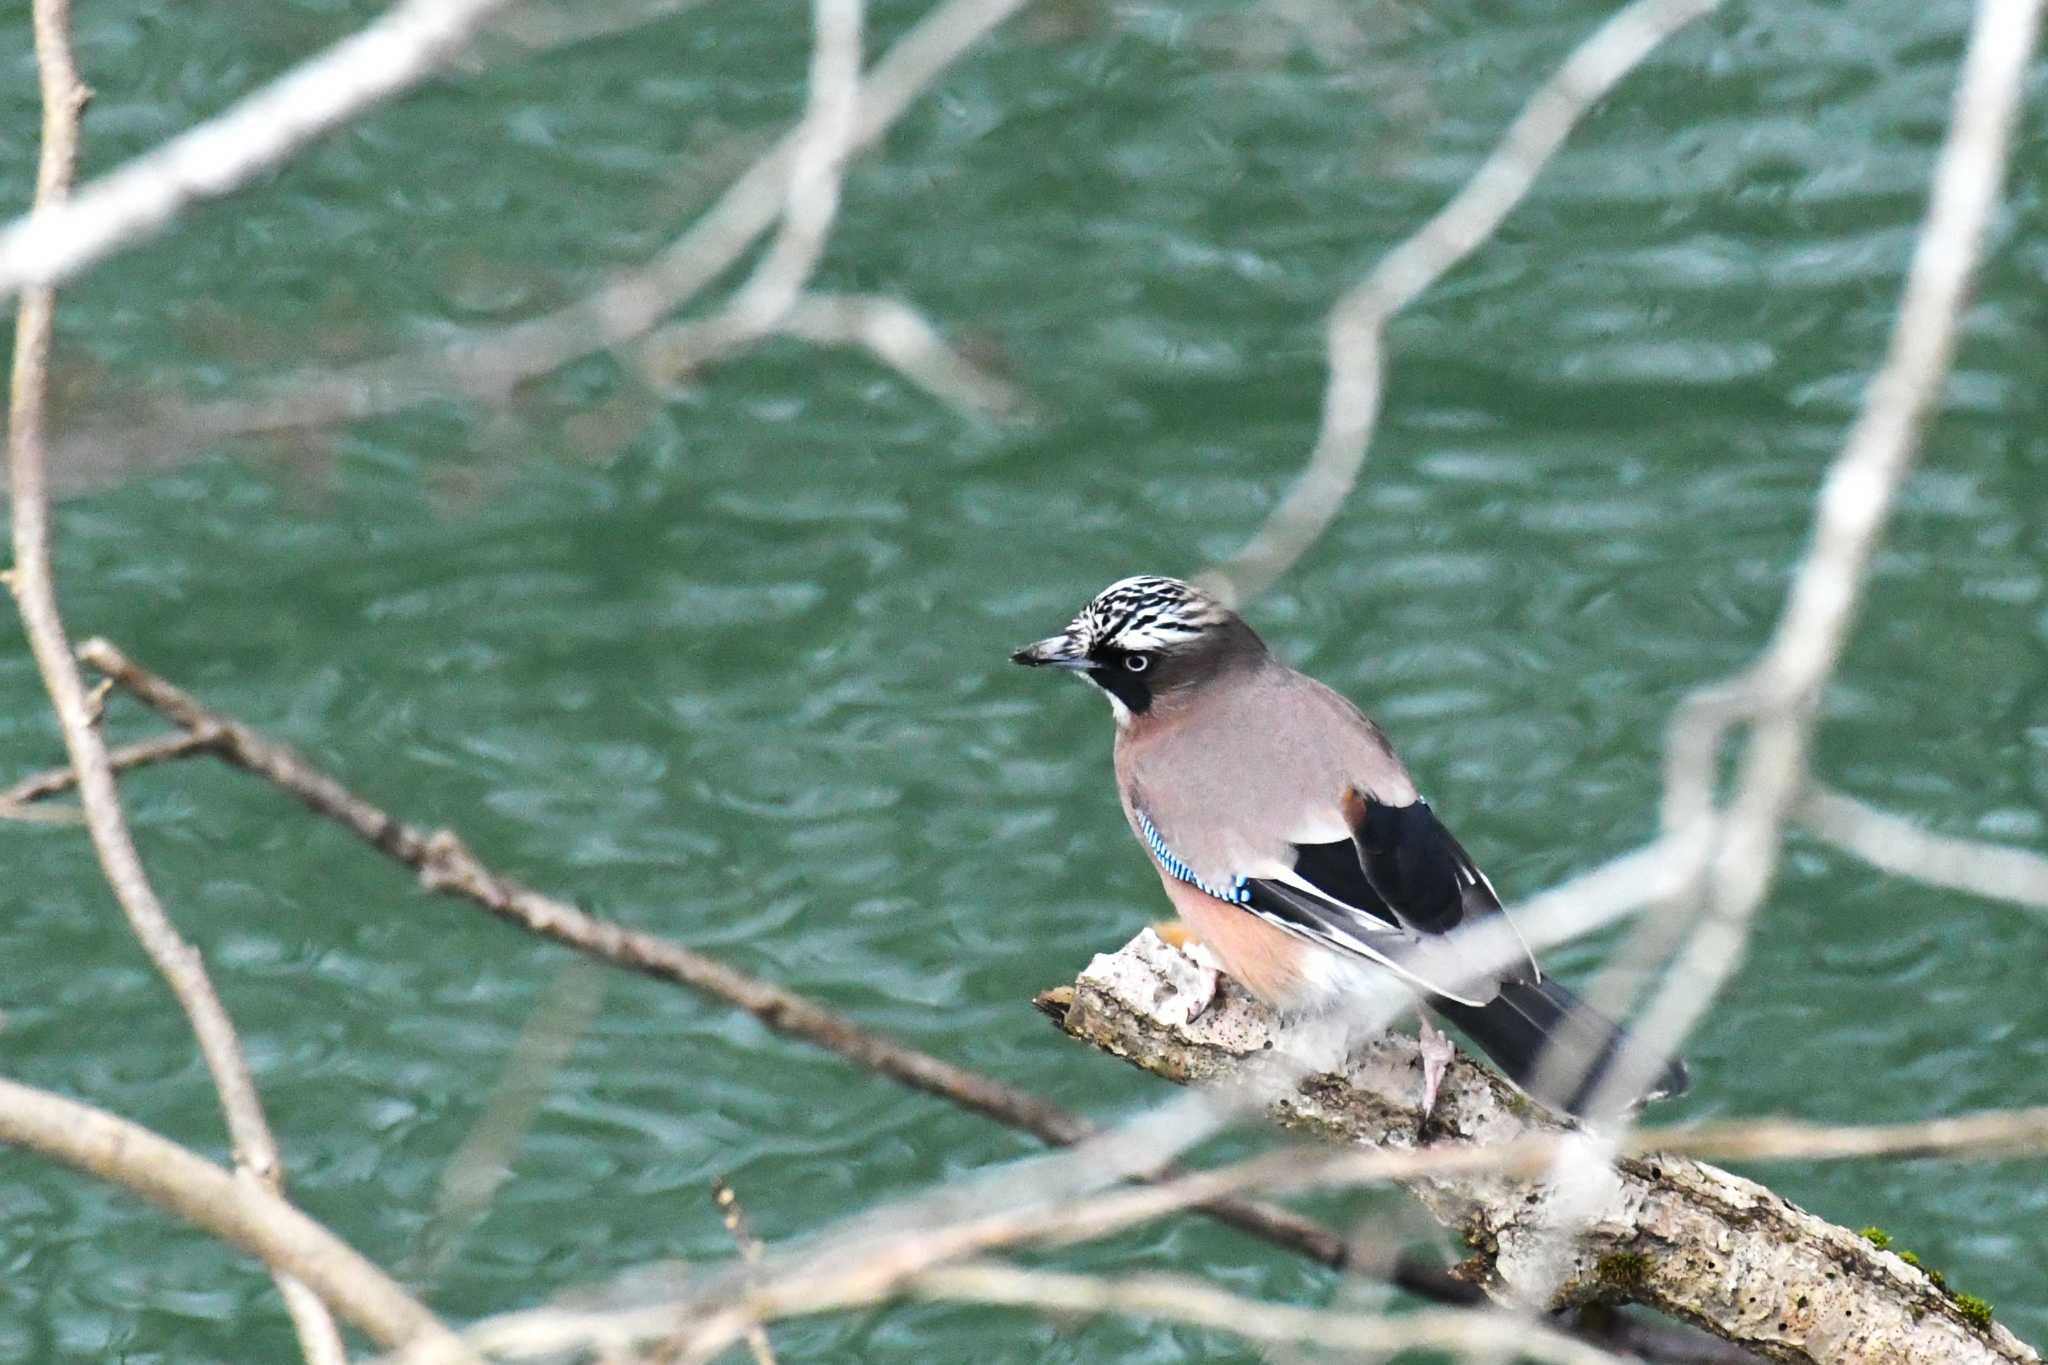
[1198,0,1729,605]
[1043,931,2039,1365]
[44,0,1036,481]
[0,0,515,300]
[1796,785,2048,913]
[0,1076,470,1360]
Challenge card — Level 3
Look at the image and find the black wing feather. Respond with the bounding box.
[1286,837,1397,921]
[1351,797,1495,937]
[1277,797,1502,940]
[1246,795,1682,1114]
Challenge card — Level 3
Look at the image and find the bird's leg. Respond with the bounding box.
[1416,1014,1456,1129]
[1149,921,1222,1021]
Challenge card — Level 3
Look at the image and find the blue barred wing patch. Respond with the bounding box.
[1136,809,1250,905]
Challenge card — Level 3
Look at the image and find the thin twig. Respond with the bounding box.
[72,638,1375,1290]
[711,1177,767,1266]
[0,1076,469,1359]
[1798,783,2048,912]
[6,7,346,1361]
[643,291,1025,416]
[0,0,517,301]
[710,1177,779,1365]
[632,1,1023,417]
[662,0,866,360]
[667,1260,1627,1365]
[476,0,712,62]
[0,726,221,805]
[1196,0,1729,605]
[1586,0,2045,1122]
[49,0,1037,473]
[410,960,608,1287]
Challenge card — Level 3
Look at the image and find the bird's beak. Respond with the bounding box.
[1010,634,1096,670]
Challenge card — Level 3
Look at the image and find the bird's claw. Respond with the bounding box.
[1180,941,1224,1020]
[1416,1016,1455,1133]
[1148,923,1222,1023]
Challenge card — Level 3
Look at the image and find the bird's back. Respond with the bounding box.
[1114,658,1417,889]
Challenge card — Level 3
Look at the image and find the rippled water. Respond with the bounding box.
[2,0,2044,1358]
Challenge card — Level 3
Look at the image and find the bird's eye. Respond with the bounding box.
[1123,654,1150,673]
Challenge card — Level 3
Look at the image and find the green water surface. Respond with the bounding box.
[2,0,2045,1359]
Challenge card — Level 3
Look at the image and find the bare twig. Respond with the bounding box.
[631,1,1023,418]
[1797,784,2048,912]
[1196,0,1729,605]
[411,960,608,1287]
[711,1177,768,1266]
[1586,0,2045,1122]
[710,1177,779,1365]
[0,727,221,805]
[49,0,1035,476]
[910,1262,1621,1364]
[7,7,344,1360]
[660,0,866,360]
[0,1077,469,1360]
[474,0,712,61]
[643,292,1025,416]
[442,1244,1620,1365]
[72,637,1372,1289]
[0,0,517,301]
[665,1260,1628,1365]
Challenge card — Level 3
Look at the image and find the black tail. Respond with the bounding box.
[1429,977,1689,1118]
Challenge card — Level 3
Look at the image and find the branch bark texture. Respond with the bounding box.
[1049,931,2038,1365]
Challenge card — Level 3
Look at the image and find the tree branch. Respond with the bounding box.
[1795,784,2048,914]
[6,4,346,1358]
[0,726,221,805]
[1196,0,1729,605]
[0,1077,469,1360]
[1046,931,2039,1365]
[49,0,1037,479]
[0,0,517,301]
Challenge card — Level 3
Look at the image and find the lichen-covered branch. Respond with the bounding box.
[1047,932,2038,1365]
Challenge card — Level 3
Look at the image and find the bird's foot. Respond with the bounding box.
[1416,1016,1456,1134]
[1148,921,1221,1022]
[1180,941,1224,1020]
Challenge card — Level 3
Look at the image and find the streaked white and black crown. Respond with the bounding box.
[1068,575,1233,653]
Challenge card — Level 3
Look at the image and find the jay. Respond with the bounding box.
[1013,574,1687,1118]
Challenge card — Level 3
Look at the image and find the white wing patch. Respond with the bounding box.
[1262,866,1402,932]
[1236,893,1493,1007]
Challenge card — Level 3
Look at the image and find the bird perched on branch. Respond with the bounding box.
[1012,574,1687,1119]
